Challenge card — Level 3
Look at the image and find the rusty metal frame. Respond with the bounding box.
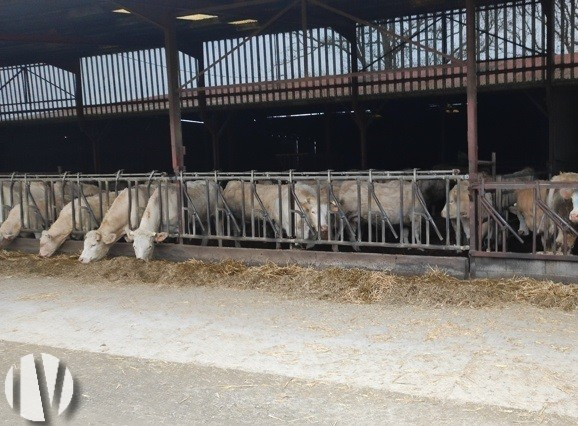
[469,179,578,260]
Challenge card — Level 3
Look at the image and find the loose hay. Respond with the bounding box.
[1,251,577,311]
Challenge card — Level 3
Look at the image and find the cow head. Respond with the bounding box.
[564,190,578,223]
[297,196,331,240]
[78,230,117,263]
[128,228,169,261]
[39,230,59,258]
[441,181,470,219]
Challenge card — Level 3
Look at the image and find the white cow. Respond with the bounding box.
[125,184,179,261]
[440,179,476,242]
[223,181,331,240]
[543,172,578,253]
[551,172,578,223]
[338,180,425,244]
[0,201,50,248]
[79,185,150,263]
[126,181,220,261]
[441,169,534,245]
[0,181,98,247]
[0,181,101,224]
[127,180,220,260]
[39,192,117,257]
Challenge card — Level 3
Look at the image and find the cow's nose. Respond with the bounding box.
[570,211,578,223]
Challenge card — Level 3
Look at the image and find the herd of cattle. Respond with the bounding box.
[0,169,578,261]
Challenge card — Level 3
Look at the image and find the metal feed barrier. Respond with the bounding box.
[0,169,468,253]
[177,170,468,252]
[0,172,168,240]
[4,170,578,262]
[470,179,578,260]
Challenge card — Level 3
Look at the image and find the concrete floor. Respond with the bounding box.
[0,276,577,425]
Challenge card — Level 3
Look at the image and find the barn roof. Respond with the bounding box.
[0,0,509,68]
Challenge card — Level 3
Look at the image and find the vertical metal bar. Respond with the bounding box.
[154,48,163,108]
[217,40,223,87]
[119,51,129,112]
[531,0,536,82]
[136,49,145,111]
[45,65,54,117]
[110,53,118,113]
[317,28,322,77]
[282,32,288,80]
[302,0,309,78]
[568,0,578,79]
[513,3,518,71]
[242,38,248,85]
[35,65,46,116]
[234,37,241,85]
[88,56,97,109]
[417,15,422,69]
[249,39,256,100]
[4,68,15,120]
[325,27,330,78]
[144,49,152,110]
[547,0,555,174]
[96,55,105,110]
[290,31,297,80]
[522,2,527,60]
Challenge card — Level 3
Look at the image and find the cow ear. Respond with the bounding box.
[154,232,169,243]
[102,233,117,245]
[92,231,102,242]
[560,188,573,200]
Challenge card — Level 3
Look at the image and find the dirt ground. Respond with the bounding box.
[0,253,577,424]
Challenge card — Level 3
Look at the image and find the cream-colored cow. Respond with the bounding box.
[39,192,117,257]
[79,186,150,263]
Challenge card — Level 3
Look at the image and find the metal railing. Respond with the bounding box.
[5,170,578,262]
[1,170,470,254]
[177,170,467,252]
[0,172,167,239]
[470,179,578,259]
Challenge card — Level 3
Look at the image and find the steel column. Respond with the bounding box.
[164,23,185,173]
[546,0,555,176]
[466,0,478,252]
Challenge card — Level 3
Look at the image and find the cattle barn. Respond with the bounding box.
[1,0,578,281]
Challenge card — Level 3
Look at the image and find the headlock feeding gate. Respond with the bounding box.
[2,170,578,281]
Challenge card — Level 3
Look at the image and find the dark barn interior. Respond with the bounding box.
[0,89,550,175]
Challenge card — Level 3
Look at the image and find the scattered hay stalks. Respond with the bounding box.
[0,251,577,311]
